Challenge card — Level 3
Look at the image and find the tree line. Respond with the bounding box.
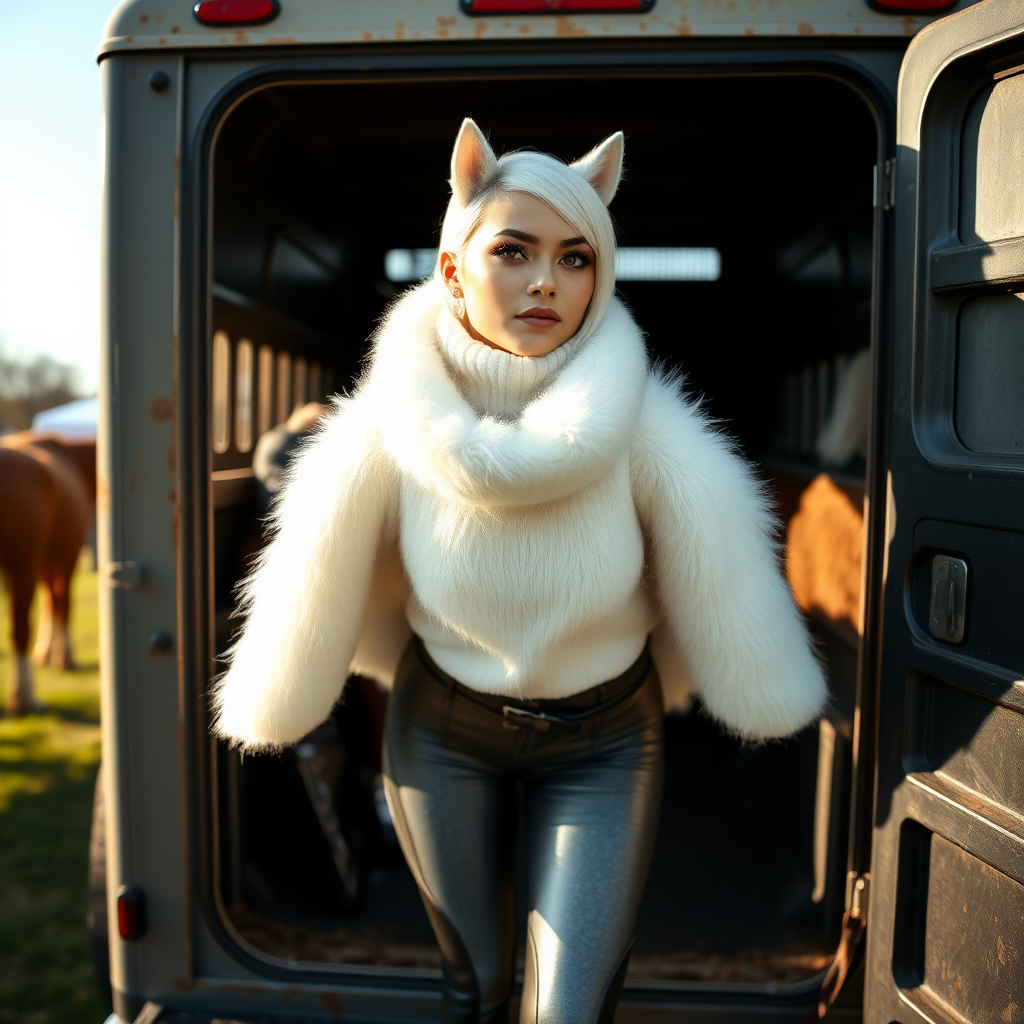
[0,343,86,432]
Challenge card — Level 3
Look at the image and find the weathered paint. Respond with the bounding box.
[97,0,982,56]
[149,395,173,422]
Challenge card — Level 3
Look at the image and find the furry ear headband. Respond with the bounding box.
[449,118,625,207]
[569,132,625,206]
[450,119,498,208]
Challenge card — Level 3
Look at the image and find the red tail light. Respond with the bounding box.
[193,0,280,26]
[117,885,147,941]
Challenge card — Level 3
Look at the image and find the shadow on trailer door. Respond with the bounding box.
[205,72,877,994]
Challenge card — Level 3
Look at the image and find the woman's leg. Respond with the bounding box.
[520,672,665,1024]
[383,645,518,1024]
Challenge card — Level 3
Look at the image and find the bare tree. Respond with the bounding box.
[0,341,85,431]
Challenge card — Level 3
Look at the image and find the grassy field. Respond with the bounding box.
[0,556,108,1024]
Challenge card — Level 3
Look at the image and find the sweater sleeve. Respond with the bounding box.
[211,397,398,751]
[630,371,827,741]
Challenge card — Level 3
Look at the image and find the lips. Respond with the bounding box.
[515,307,562,328]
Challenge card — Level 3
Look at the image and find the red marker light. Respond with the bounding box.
[117,885,147,941]
[462,0,655,12]
[867,0,957,11]
[193,0,280,26]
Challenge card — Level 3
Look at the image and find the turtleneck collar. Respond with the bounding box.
[435,306,584,420]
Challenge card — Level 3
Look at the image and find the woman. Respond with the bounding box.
[213,120,825,1024]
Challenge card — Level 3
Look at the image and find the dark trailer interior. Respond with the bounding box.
[206,72,878,996]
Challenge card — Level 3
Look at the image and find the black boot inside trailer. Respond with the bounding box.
[207,72,877,989]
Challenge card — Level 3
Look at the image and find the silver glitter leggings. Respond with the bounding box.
[383,639,665,1024]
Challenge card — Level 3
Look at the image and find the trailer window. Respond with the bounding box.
[212,330,231,454]
[257,344,274,438]
[384,246,722,283]
[293,356,308,411]
[275,351,291,425]
[616,247,721,281]
[234,338,254,454]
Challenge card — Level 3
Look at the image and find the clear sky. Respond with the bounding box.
[0,0,118,395]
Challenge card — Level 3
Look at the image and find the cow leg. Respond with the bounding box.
[6,567,44,715]
[49,571,75,671]
[32,578,55,665]
[12,657,37,715]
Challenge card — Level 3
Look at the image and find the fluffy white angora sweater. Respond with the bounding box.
[212,283,826,751]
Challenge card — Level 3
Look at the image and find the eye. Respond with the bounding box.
[491,241,528,260]
[560,249,594,269]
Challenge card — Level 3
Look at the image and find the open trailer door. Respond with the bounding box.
[864,2,1024,1022]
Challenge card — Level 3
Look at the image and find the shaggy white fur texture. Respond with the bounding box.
[212,285,826,750]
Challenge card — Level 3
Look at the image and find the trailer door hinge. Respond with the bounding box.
[847,871,871,921]
[105,561,145,589]
[873,159,895,212]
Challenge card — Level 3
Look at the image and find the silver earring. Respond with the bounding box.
[451,287,465,319]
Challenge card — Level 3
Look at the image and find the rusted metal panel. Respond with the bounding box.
[98,0,984,56]
[99,49,193,1012]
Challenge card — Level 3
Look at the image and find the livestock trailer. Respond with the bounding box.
[95,0,1024,1021]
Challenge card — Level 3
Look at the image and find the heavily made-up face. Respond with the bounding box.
[441,192,597,358]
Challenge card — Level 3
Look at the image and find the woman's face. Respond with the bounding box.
[441,192,596,358]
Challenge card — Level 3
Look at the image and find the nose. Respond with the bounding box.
[529,260,557,297]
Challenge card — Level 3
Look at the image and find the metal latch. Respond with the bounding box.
[929,555,968,644]
[873,158,895,211]
[847,871,870,921]
[104,561,145,590]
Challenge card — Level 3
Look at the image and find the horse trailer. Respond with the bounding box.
[95,0,1024,1021]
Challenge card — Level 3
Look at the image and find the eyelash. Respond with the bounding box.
[561,249,594,269]
[490,241,528,260]
[488,242,594,269]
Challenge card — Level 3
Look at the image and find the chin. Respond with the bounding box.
[506,333,568,358]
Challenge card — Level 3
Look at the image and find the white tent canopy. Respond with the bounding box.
[31,396,98,440]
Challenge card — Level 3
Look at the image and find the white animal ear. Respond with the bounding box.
[570,132,624,206]
[450,118,498,207]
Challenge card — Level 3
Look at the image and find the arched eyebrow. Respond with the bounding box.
[495,229,591,248]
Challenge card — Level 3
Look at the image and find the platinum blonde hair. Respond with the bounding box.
[437,120,625,344]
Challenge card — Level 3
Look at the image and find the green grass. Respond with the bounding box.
[0,555,108,1024]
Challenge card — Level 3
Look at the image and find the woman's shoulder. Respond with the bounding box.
[288,392,395,480]
[369,281,445,364]
[633,365,707,442]
[630,364,753,501]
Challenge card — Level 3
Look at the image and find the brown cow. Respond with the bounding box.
[0,433,96,714]
[785,473,865,639]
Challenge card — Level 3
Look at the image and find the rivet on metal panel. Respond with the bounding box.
[148,631,174,654]
[148,70,170,92]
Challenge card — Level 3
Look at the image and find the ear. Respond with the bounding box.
[439,251,460,290]
[450,118,498,207]
[569,131,624,206]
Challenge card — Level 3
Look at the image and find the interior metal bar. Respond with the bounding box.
[930,235,1024,292]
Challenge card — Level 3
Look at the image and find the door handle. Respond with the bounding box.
[929,555,968,644]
